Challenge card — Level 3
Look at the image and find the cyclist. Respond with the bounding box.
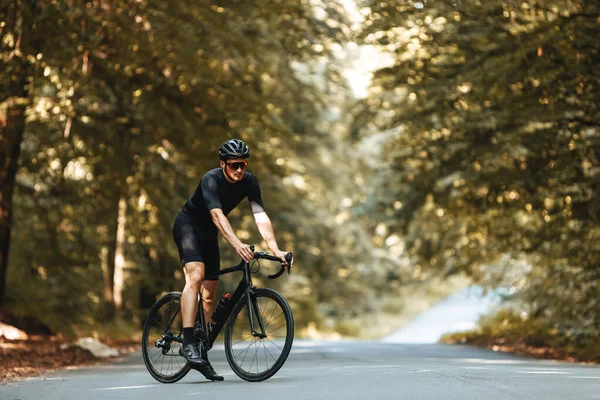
[172,138,293,381]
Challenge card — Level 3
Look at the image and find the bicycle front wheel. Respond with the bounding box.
[224,288,294,382]
[142,291,190,383]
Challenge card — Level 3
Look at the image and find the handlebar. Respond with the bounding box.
[250,245,292,279]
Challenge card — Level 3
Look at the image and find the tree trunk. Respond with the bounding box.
[0,101,26,307]
[112,195,128,312]
[100,245,116,319]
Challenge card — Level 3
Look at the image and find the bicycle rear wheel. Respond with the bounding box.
[224,288,294,382]
[142,291,190,383]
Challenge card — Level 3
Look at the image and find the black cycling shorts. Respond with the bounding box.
[172,212,221,280]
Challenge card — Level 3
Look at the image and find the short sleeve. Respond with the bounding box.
[201,173,222,210]
[248,175,265,214]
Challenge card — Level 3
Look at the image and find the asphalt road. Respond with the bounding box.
[2,340,600,400]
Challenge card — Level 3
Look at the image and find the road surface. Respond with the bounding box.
[2,340,599,399]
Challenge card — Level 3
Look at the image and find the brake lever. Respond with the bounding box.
[267,252,293,279]
[285,252,293,275]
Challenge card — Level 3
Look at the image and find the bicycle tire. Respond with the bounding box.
[142,291,191,383]
[224,288,294,382]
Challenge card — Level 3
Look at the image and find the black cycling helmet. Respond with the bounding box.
[219,139,250,160]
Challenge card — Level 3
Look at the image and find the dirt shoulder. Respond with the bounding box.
[0,336,140,384]
[441,335,600,365]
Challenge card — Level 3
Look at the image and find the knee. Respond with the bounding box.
[184,263,205,289]
[202,281,218,306]
[203,296,214,307]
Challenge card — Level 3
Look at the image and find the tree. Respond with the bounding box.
[356,0,600,343]
[4,0,373,335]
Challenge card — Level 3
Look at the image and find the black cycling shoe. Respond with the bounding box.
[179,344,207,369]
[199,359,224,381]
[199,349,224,381]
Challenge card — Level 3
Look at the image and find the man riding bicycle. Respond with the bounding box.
[172,139,293,381]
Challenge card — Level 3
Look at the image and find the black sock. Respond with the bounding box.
[183,327,194,346]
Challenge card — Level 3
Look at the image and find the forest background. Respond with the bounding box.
[1,0,598,362]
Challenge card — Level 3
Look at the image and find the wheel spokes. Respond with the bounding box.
[229,294,289,376]
[144,295,188,379]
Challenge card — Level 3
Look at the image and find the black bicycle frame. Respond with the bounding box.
[200,259,267,348]
[160,250,290,348]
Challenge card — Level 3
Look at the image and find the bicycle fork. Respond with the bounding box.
[243,261,267,339]
[246,289,267,339]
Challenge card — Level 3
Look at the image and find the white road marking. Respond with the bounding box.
[263,385,297,388]
[570,376,600,379]
[189,385,296,394]
[456,358,525,365]
[25,377,66,381]
[90,384,162,391]
[516,371,570,375]
[337,364,401,370]
[527,367,570,371]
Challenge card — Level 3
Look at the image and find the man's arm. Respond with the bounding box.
[209,209,254,262]
[254,212,293,267]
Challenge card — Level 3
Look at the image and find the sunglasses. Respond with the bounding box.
[226,161,248,171]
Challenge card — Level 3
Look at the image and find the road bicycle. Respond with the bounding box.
[142,247,294,383]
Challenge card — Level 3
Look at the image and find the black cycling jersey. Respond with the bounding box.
[181,167,265,236]
[173,167,265,276]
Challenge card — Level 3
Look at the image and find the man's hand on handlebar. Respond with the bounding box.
[235,243,254,263]
[250,247,293,278]
[274,250,293,268]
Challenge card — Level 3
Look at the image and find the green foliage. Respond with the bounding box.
[2,0,363,334]
[356,0,600,347]
[5,0,597,351]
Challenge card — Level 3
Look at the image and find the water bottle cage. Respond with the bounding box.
[212,296,230,324]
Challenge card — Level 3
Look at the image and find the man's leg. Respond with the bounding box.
[182,262,205,327]
[199,279,224,381]
[180,262,207,368]
[201,280,218,331]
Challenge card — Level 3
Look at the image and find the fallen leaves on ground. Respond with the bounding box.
[0,336,139,384]
[441,335,600,365]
